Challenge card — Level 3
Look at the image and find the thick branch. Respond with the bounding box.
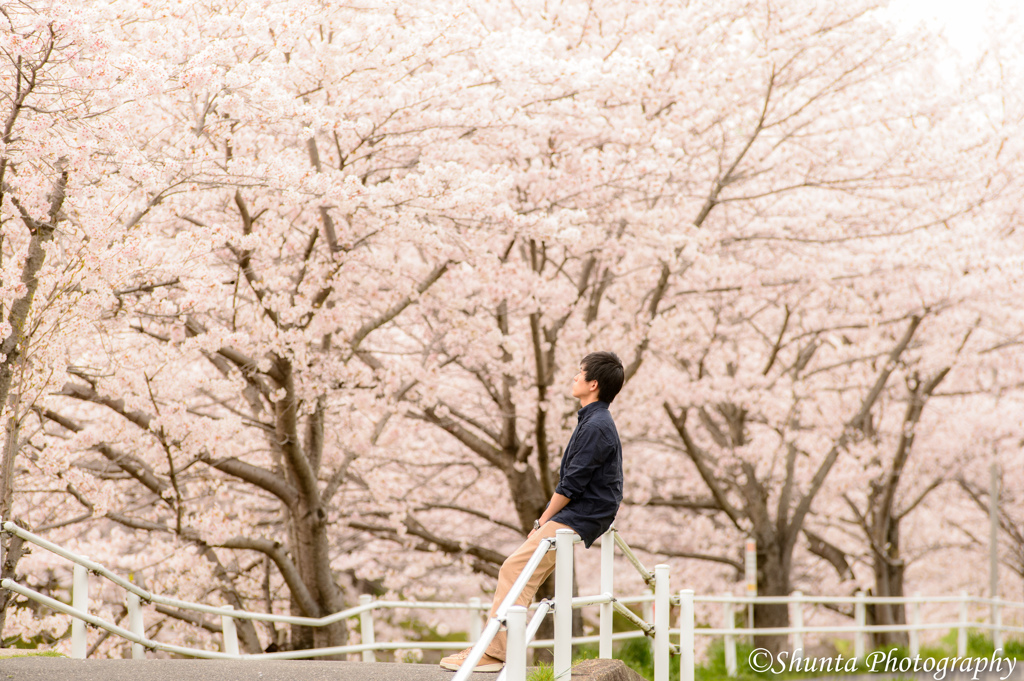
[349,260,451,352]
[0,168,68,408]
[804,528,854,581]
[635,495,723,511]
[154,604,222,634]
[57,382,154,431]
[662,402,745,530]
[412,406,507,469]
[630,544,742,571]
[787,315,922,541]
[38,409,170,499]
[216,536,321,618]
[200,453,298,508]
[415,503,522,533]
[350,515,506,567]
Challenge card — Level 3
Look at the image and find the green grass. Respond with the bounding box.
[555,632,1024,681]
[527,662,555,681]
[525,655,601,681]
[0,649,66,658]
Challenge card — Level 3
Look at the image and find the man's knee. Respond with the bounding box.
[498,557,518,582]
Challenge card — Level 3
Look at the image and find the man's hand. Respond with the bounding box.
[531,493,571,537]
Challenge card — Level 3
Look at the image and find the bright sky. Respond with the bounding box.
[885,0,1016,58]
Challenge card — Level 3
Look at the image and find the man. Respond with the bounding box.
[440,351,625,672]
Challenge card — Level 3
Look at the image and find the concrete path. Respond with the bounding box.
[0,658,508,681]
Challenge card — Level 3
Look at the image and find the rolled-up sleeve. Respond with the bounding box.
[554,426,614,500]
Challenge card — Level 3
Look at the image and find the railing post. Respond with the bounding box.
[957,591,968,657]
[643,587,654,657]
[679,590,695,681]
[71,563,90,659]
[654,565,670,681]
[469,597,482,644]
[993,598,1003,654]
[506,605,528,681]
[127,592,145,660]
[555,529,575,681]
[854,591,865,660]
[909,592,921,658]
[723,595,737,678]
[792,591,804,662]
[600,529,614,659]
[360,594,376,662]
[221,605,239,656]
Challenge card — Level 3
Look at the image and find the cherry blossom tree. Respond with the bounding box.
[601,0,1022,655]
[0,1,162,640]
[3,0,1024,661]
[8,0,525,655]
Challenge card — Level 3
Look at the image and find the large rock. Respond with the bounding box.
[569,658,648,681]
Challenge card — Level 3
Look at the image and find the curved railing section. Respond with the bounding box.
[0,520,690,681]
[4,519,1021,681]
[462,527,689,681]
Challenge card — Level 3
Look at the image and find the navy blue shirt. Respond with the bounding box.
[551,401,623,548]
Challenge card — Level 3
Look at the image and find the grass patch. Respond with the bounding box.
[0,649,65,658]
[567,632,1024,681]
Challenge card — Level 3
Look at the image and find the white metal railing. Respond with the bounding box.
[685,590,1024,678]
[459,527,688,681]
[3,519,1021,680]
[0,521,686,681]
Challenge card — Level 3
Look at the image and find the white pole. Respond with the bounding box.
[469,597,482,644]
[679,590,695,681]
[600,529,614,659]
[792,591,804,661]
[990,460,1000,648]
[723,595,737,678]
[854,591,865,660]
[909,593,921,658]
[555,529,575,681]
[71,563,89,659]
[506,605,528,681]
[994,600,1003,653]
[654,565,670,681]
[643,588,654,658]
[221,605,239,657]
[127,592,145,660]
[360,594,376,662]
[957,591,968,657]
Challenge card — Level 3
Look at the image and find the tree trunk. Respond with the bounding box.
[0,417,17,524]
[284,472,347,652]
[0,417,21,645]
[0,526,27,644]
[754,545,791,658]
[868,523,907,649]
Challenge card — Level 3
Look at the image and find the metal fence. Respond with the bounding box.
[2,519,1023,681]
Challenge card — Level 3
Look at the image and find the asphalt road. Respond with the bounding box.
[0,658,507,681]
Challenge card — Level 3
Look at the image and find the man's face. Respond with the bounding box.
[571,365,598,401]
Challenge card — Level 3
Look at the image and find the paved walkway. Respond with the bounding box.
[0,658,507,681]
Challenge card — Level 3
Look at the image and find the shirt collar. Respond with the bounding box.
[577,400,609,419]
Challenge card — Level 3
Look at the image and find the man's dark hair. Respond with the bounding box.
[581,351,624,404]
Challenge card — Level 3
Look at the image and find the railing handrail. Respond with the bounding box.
[688,592,1024,607]
[612,528,657,589]
[450,531,567,681]
[0,521,483,626]
[5,517,1023,681]
[2,521,656,669]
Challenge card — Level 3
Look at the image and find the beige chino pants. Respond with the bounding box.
[484,521,572,662]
